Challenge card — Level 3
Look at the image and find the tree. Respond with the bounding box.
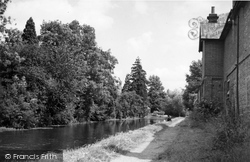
[22,17,37,43]
[117,91,144,118]
[39,20,119,122]
[122,74,131,93]
[148,75,166,112]
[0,17,120,128]
[182,60,202,110]
[129,57,148,101]
[163,89,185,117]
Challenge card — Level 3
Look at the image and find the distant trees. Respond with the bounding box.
[148,75,166,113]
[165,90,185,117]
[118,58,186,118]
[0,2,186,129]
[119,57,148,118]
[182,60,202,110]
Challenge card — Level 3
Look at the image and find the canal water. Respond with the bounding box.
[0,118,162,152]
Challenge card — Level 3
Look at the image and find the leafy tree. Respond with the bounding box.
[117,91,145,118]
[122,74,131,93]
[0,0,39,128]
[0,0,9,15]
[182,60,202,110]
[0,2,120,127]
[164,89,185,117]
[129,57,148,101]
[22,17,37,43]
[117,57,148,118]
[148,75,166,112]
[39,20,119,122]
[0,0,11,42]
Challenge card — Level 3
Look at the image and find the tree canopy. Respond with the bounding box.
[0,2,186,128]
[22,17,37,43]
[148,75,166,112]
[182,60,202,110]
[129,57,148,101]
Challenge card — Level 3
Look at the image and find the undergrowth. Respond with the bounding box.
[161,99,250,162]
[190,99,250,162]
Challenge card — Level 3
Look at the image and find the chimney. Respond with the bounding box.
[207,6,219,23]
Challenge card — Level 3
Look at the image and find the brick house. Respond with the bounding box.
[199,1,250,116]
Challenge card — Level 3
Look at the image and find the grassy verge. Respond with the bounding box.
[156,116,215,162]
[157,111,250,162]
[63,123,163,162]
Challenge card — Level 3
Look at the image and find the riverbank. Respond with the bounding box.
[0,126,53,132]
[0,115,167,133]
[63,117,185,162]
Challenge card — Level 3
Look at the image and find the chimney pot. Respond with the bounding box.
[211,6,215,14]
[207,6,218,23]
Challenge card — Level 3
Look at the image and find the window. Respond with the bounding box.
[226,79,230,99]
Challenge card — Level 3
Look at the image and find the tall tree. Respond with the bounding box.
[22,17,37,43]
[129,57,148,101]
[148,75,166,112]
[182,60,202,110]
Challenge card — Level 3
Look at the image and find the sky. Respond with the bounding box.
[4,0,232,91]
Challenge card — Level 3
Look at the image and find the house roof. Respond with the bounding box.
[220,1,246,40]
[199,1,247,52]
[198,13,228,52]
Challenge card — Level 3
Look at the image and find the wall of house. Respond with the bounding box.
[223,14,237,114]
[238,2,250,114]
[203,40,224,77]
[201,39,224,101]
[223,2,250,115]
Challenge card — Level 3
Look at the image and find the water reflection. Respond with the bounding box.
[0,118,162,152]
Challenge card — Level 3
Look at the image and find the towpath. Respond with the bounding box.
[111,117,185,162]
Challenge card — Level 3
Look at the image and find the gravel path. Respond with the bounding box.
[111,117,185,162]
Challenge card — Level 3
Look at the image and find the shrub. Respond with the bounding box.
[213,115,247,152]
[210,102,250,161]
[191,99,222,122]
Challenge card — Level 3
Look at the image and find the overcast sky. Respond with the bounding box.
[5,0,232,91]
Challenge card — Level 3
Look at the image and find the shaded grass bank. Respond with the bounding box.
[63,123,163,162]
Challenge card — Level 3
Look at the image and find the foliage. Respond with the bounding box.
[0,2,120,128]
[163,90,185,117]
[118,57,149,119]
[0,1,188,129]
[116,91,146,118]
[213,115,247,152]
[0,0,11,37]
[182,60,202,110]
[190,99,222,123]
[147,75,166,113]
[129,57,148,101]
[121,74,131,93]
[22,17,37,43]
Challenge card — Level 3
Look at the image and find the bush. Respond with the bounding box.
[213,115,247,152]
[191,99,222,122]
